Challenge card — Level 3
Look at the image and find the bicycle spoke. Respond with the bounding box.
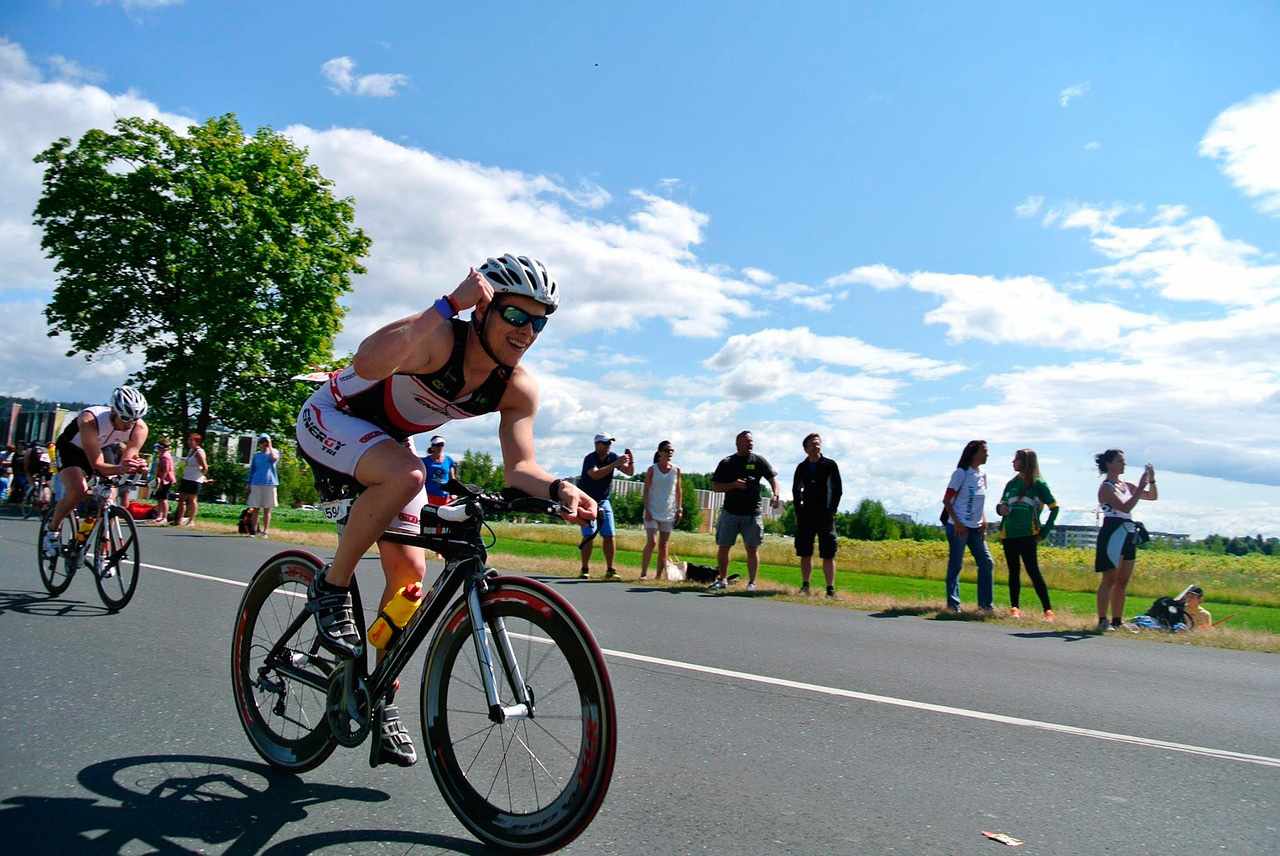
[528,717,580,760]
[510,720,562,791]
[464,726,498,776]
[525,720,540,810]
[532,674,578,705]
[483,722,521,803]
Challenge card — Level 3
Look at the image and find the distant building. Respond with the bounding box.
[1043,522,1189,548]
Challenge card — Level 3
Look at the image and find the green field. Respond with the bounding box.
[181,503,1280,642]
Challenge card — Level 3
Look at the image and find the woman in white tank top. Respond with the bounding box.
[1094,448,1158,631]
[641,440,683,579]
[175,433,209,527]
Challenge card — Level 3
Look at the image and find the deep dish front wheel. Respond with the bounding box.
[94,506,140,611]
[231,551,364,773]
[421,576,617,854]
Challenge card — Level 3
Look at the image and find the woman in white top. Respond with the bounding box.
[941,439,995,613]
[640,440,682,580]
[175,432,210,527]
[1094,449,1158,631]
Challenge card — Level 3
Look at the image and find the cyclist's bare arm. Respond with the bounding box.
[75,411,110,475]
[497,369,595,525]
[353,270,492,379]
[120,421,150,473]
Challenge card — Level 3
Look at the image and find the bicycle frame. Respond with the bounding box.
[263,521,534,728]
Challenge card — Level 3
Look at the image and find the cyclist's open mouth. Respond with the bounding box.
[505,335,531,352]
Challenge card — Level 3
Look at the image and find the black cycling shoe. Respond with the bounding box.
[369,703,418,768]
[307,566,363,658]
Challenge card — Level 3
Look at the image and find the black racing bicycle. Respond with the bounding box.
[36,474,143,611]
[230,482,617,854]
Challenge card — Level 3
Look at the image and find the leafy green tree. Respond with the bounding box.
[276,444,319,507]
[199,443,248,503]
[677,480,702,532]
[35,114,370,440]
[457,450,505,493]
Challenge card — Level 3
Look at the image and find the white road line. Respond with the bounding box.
[139,560,1280,770]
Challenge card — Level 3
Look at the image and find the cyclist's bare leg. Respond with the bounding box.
[325,441,426,587]
[49,467,88,531]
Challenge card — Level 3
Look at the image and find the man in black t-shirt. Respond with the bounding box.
[792,433,842,597]
[710,430,780,592]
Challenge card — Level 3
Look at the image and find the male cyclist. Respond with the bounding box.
[43,387,150,558]
[296,254,597,768]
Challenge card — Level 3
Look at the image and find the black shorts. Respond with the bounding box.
[179,478,203,496]
[795,519,838,559]
[55,440,90,474]
[153,482,172,500]
[1095,517,1137,571]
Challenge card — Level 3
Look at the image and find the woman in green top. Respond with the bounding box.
[996,448,1059,620]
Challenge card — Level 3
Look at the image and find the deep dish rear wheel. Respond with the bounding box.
[421,576,616,854]
[37,509,75,596]
[231,551,365,773]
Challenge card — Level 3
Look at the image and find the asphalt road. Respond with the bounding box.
[0,515,1277,855]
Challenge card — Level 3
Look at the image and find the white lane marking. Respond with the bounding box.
[138,561,1280,770]
[140,562,305,598]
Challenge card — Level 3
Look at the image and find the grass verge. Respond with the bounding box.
[171,507,1280,653]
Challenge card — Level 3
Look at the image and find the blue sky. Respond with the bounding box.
[3,1,1279,535]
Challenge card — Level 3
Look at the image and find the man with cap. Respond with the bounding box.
[421,434,458,508]
[579,434,634,578]
[145,440,175,523]
[246,433,280,537]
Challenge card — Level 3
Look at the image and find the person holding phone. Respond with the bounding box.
[1094,449,1158,631]
[578,433,634,578]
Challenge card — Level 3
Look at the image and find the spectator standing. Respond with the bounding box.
[175,432,208,527]
[710,430,780,592]
[578,434,634,578]
[246,433,281,537]
[149,440,175,524]
[1094,449,1158,631]
[640,440,682,579]
[942,440,994,613]
[792,433,842,598]
[9,443,28,503]
[421,434,458,508]
[0,443,13,501]
[995,448,1059,620]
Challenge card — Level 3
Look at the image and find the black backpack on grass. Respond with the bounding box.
[1144,596,1187,629]
[237,508,255,535]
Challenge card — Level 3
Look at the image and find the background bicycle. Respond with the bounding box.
[37,474,143,611]
[21,473,52,520]
[231,482,617,854]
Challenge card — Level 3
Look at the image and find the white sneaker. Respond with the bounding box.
[708,578,726,591]
[42,530,60,559]
[746,582,757,592]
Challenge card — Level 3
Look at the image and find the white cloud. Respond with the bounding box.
[1083,140,1102,151]
[828,264,1159,349]
[47,55,105,84]
[321,56,409,98]
[1053,203,1280,305]
[93,0,184,9]
[1058,81,1090,108]
[706,327,965,382]
[656,177,681,191]
[741,266,776,285]
[1014,195,1044,218]
[1200,89,1280,216]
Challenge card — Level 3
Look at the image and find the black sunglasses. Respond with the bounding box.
[498,304,549,333]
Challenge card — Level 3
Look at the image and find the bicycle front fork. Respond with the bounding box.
[466,577,534,725]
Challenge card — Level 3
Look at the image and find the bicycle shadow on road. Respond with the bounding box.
[0,588,113,618]
[0,753,487,855]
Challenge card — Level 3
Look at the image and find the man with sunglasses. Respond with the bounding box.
[43,386,150,559]
[295,253,597,769]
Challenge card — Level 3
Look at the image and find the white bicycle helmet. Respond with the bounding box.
[477,254,559,314]
[110,385,149,421]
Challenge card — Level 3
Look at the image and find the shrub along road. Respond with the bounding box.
[0,516,1276,855]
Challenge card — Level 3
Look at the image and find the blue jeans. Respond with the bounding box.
[945,523,994,609]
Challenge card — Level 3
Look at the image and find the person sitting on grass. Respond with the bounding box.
[1130,584,1211,632]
